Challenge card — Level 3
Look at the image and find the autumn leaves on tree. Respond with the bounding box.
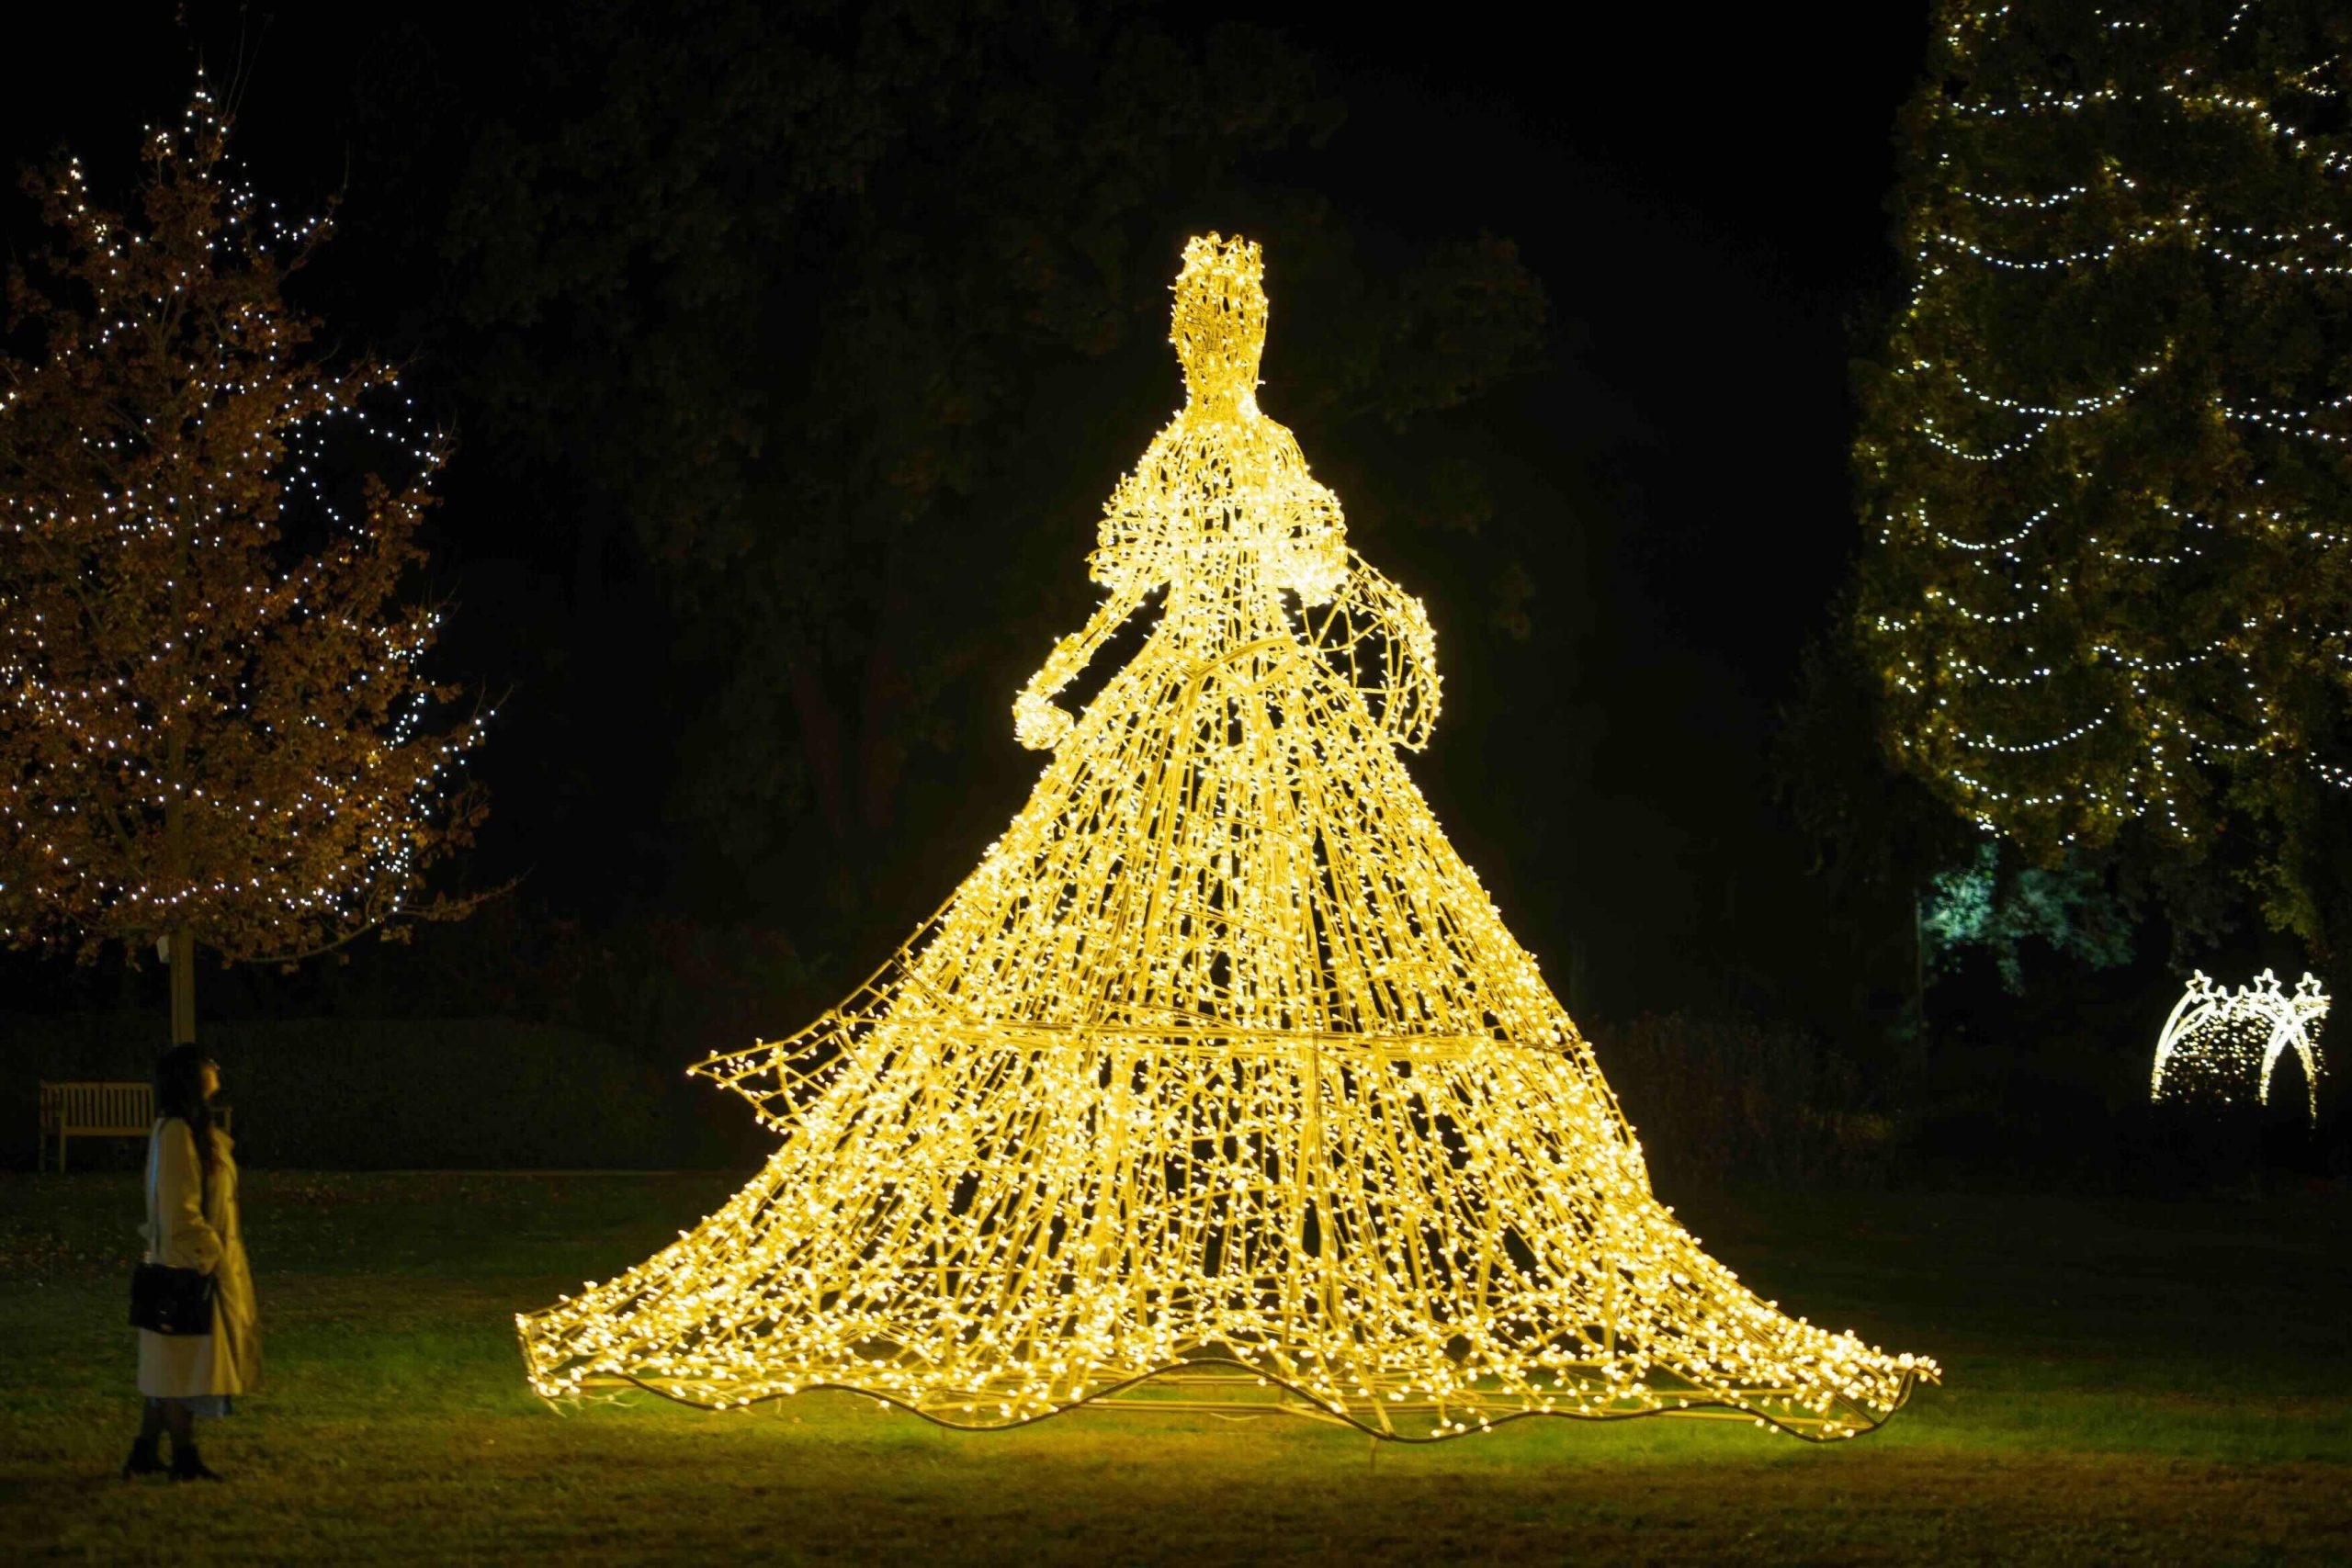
[0,86,486,1041]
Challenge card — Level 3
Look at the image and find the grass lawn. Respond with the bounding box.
[2,1167,2346,1564]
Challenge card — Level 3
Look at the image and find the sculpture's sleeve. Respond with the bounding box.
[1013,584,1150,750]
[1301,552,1442,750]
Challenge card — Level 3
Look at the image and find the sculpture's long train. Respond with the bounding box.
[521,1017,1926,1440]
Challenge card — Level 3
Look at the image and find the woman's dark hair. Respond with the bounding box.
[153,1043,219,1182]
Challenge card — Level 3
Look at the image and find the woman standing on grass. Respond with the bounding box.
[122,1044,258,1482]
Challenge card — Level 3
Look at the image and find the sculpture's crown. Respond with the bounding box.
[1171,232,1267,406]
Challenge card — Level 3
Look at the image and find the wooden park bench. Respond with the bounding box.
[37,1081,231,1173]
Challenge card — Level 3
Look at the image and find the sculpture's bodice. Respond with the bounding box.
[1089,235,1349,644]
[1014,233,1435,754]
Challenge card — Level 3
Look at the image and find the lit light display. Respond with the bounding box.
[2152,968,2327,1124]
[518,235,1933,1441]
[1854,3,2352,923]
[0,84,489,974]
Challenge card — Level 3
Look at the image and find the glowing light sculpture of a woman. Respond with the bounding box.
[518,235,1933,1440]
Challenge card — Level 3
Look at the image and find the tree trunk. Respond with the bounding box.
[1911,887,1927,1034]
[164,532,194,1048]
[856,558,912,836]
[790,660,849,840]
[858,636,902,836]
[169,923,197,1045]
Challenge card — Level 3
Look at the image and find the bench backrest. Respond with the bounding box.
[38,1080,154,1134]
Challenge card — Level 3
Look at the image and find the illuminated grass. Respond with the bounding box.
[2,1170,2346,1563]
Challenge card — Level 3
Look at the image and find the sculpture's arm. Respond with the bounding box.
[1012,585,1149,750]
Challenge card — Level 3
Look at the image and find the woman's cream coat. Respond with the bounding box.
[138,1117,260,1399]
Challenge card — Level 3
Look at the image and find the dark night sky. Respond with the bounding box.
[1278,8,1939,1016]
[1,4,1939,1027]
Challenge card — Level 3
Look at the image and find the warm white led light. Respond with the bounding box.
[0,85,487,965]
[1861,7,2352,859]
[2152,968,2327,1122]
[517,235,1933,1442]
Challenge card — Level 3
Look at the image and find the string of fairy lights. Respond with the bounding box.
[1944,69,2352,174]
[517,235,1931,1443]
[0,83,488,960]
[1866,1,2352,849]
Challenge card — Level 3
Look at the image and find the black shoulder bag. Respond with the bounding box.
[130,1125,216,1337]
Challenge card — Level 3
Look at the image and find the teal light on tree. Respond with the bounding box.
[1854,0,2352,942]
[1920,842,2136,993]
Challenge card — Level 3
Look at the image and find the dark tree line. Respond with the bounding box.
[6,3,1590,1046]
[17,0,2266,1188]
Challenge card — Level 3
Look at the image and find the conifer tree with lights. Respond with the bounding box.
[0,85,489,1043]
[1856,0,2352,943]
[520,236,1931,1442]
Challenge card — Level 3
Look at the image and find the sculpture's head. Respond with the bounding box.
[1171,232,1267,409]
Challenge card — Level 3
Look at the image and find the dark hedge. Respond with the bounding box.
[6,1014,745,1170]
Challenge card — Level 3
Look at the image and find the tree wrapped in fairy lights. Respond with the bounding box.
[1855,1,2352,940]
[520,236,1932,1441]
[0,85,488,1042]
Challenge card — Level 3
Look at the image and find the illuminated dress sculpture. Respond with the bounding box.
[519,235,1932,1440]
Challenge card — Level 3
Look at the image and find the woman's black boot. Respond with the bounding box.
[119,1437,164,1478]
[169,1443,222,1482]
